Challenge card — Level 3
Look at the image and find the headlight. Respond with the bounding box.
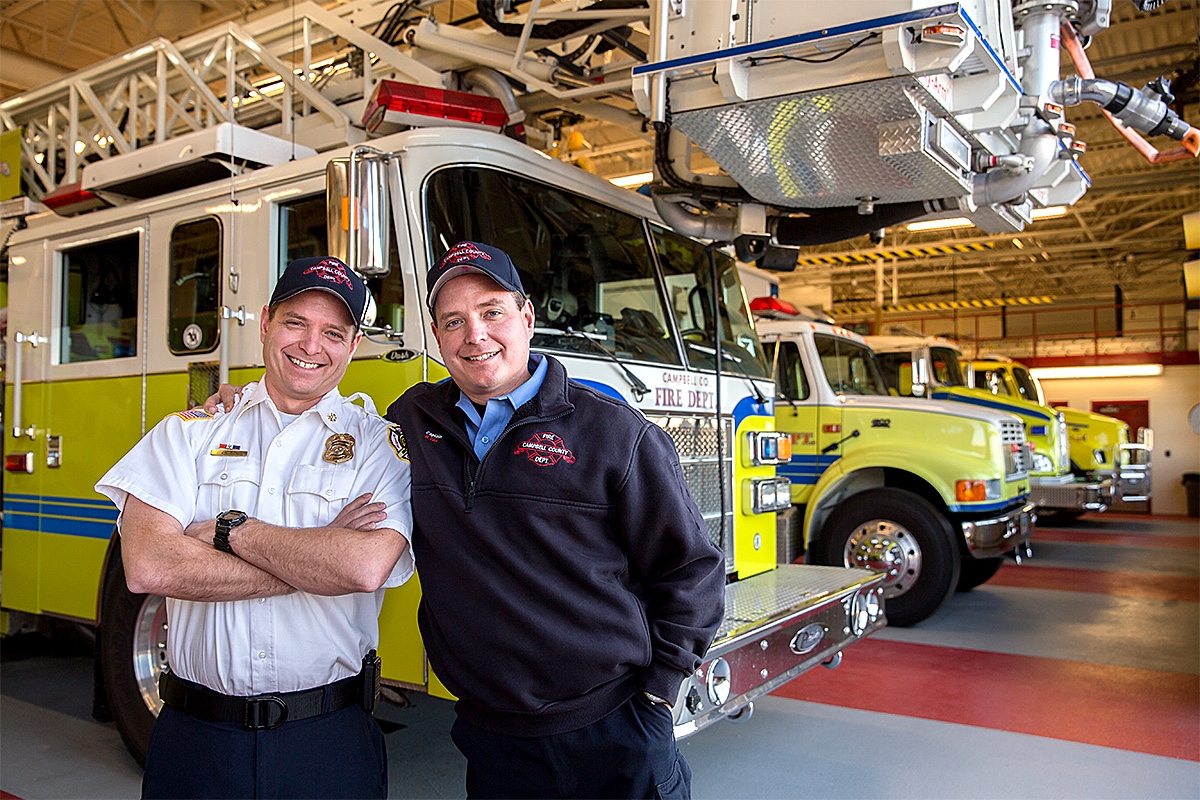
[956,478,1001,502]
[749,477,792,513]
[1093,448,1107,465]
[1031,452,1054,473]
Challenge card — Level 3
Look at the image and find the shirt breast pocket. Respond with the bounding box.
[197,458,262,516]
[285,465,358,529]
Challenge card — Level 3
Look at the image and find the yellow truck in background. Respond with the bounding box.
[866,334,1108,521]
[753,301,1034,627]
[968,356,1152,523]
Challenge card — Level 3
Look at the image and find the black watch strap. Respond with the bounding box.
[214,510,248,554]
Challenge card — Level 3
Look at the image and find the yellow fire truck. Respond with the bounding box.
[967,355,1152,522]
[754,301,1034,627]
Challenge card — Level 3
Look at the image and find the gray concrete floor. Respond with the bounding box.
[3,513,1198,799]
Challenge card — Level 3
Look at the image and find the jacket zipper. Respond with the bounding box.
[464,408,571,513]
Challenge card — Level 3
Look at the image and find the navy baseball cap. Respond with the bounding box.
[270,256,375,329]
[427,241,526,312]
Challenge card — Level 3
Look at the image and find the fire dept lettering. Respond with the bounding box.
[515,432,576,466]
[654,387,715,410]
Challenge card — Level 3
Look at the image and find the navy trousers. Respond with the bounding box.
[450,693,690,799]
[141,704,387,799]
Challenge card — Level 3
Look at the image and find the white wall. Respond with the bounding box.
[1038,365,1200,515]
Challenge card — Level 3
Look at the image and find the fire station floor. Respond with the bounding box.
[2,512,1197,799]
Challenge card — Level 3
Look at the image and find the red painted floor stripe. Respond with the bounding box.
[988,563,1200,601]
[1,791,22,799]
[775,639,1200,761]
[1033,528,1198,548]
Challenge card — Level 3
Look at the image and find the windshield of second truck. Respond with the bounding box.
[930,347,966,386]
[815,335,889,396]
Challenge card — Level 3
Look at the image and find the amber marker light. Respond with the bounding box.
[956,479,988,502]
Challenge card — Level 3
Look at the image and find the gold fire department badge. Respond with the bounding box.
[323,433,355,464]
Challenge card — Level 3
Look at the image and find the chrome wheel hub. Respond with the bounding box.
[132,594,168,716]
[843,520,921,598]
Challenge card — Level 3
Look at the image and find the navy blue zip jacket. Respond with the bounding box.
[385,354,725,736]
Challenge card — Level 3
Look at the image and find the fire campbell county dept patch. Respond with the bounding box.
[514,432,576,467]
[323,433,355,464]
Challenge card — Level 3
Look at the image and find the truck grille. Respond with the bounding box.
[1000,419,1029,478]
[651,415,735,572]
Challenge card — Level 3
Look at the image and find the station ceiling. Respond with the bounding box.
[2,0,1197,312]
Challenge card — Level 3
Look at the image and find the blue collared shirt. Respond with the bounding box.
[456,354,548,461]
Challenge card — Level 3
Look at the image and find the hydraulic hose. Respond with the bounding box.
[475,0,647,40]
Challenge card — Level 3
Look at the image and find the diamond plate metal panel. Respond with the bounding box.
[714,565,880,642]
[671,77,974,208]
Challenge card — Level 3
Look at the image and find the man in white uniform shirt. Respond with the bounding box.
[96,256,413,800]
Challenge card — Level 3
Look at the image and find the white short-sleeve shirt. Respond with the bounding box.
[95,381,414,696]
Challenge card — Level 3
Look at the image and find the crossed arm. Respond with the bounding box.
[122,492,406,601]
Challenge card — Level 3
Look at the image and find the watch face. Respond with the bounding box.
[217,510,246,524]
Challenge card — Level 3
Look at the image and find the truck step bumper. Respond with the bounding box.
[672,564,885,738]
[960,502,1036,559]
[1031,475,1113,512]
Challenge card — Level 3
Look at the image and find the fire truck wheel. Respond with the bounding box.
[956,556,1003,592]
[814,488,959,627]
[99,541,166,767]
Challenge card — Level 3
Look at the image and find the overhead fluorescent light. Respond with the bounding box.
[609,172,653,188]
[905,217,975,232]
[1031,364,1163,379]
[1030,205,1068,220]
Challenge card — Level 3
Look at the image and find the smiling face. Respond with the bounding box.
[430,273,535,405]
[260,291,361,414]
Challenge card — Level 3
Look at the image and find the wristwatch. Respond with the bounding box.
[213,510,248,554]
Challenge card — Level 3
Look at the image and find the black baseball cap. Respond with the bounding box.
[270,256,375,329]
[427,241,526,312]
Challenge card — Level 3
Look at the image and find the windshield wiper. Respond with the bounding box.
[686,342,768,407]
[534,326,650,400]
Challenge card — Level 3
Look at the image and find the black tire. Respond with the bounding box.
[99,539,167,767]
[813,488,960,627]
[1036,508,1084,526]
[956,556,1004,592]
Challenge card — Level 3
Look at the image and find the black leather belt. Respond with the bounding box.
[159,669,368,731]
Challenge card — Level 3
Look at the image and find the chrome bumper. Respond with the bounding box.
[960,502,1036,559]
[1030,474,1113,512]
[1115,443,1152,502]
[671,564,885,738]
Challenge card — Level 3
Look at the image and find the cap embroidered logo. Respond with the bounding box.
[304,259,355,288]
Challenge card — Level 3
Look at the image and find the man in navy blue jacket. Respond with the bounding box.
[386,241,725,799]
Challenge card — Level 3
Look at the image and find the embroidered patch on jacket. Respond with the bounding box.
[514,432,576,466]
[323,433,355,464]
[388,426,408,461]
[173,409,212,421]
[210,443,248,457]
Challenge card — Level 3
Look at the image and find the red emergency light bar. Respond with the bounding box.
[749,296,799,318]
[41,182,111,217]
[363,80,509,134]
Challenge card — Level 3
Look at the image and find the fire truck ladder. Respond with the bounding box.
[0,0,653,203]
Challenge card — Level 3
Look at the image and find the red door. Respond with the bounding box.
[1092,400,1150,513]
